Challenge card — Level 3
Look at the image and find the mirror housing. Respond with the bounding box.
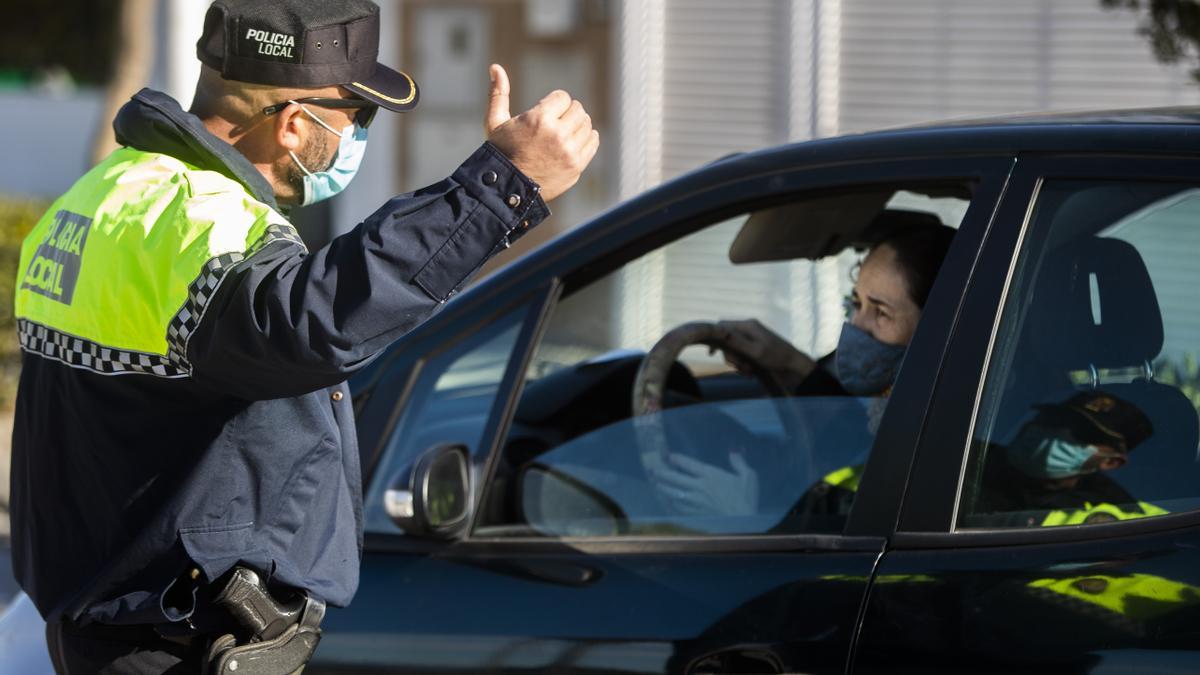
[384,443,470,539]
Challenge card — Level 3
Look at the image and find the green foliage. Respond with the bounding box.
[1154,353,1200,413]
[0,196,47,408]
[0,0,119,86]
[1102,0,1200,83]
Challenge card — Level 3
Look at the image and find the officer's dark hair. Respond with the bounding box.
[873,223,956,309]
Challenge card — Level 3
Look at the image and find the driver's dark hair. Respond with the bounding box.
[874,224,956,309]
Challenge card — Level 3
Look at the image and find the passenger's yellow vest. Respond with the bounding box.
[14,148,301,377]
[820,465,1167,528]
[1040,500,1168,527]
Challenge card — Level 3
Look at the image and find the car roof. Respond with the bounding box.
[750,106,1200,165]
[429,106,1200,326]
[896,105,1200,130]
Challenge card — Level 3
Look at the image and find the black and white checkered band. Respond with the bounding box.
[165,222,305,371]
[20,222,305,378]
[18,319,185,377]
[248,222,305,257]
[163,249,245,370]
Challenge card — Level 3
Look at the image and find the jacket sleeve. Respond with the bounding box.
[186,142,549,400]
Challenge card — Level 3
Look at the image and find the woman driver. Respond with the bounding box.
[720,222,956,397]
[649,223,956,519]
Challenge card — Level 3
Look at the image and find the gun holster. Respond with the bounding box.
[205,567,326,675]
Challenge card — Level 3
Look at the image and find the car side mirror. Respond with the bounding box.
[384,443,470,539]
[518,463,626,537]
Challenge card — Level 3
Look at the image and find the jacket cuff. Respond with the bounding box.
[456,142,550,245]
[412,143,550,302]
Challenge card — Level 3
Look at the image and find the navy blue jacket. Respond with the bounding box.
[9,89,548,625]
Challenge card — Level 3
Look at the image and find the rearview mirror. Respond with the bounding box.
[384,444,470,539]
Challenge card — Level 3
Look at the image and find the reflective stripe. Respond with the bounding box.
[15,148,305,377]
[1040,500,1168,527]
[18,318,185,377]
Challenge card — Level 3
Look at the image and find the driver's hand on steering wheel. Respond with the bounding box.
[714,319,816,388]
[646,452,759,517]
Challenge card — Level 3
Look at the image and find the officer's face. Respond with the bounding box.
[279,89,362,201]
[1082,444,1128,473]
[301,102,359,169]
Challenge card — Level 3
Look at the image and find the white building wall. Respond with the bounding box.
[163,0,208,107]
[615,0,848,357]
[838,0,1200,133]
[616,0,665,199]
[612,0,1200,360]
[660,0,789,177]
[0,90,105,198]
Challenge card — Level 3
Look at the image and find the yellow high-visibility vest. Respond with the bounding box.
[14,147,302,377]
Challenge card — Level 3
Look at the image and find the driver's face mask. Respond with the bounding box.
[1008,430,1098,479]
[834,321,908,396]
[289,103,369,206]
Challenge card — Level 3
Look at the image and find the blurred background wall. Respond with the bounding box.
[6,0,1200,256]
[3,0,1200,601]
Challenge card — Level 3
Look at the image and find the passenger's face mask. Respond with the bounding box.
[834,322,908,396]
[1009,433,1097,479]
[289,103,369,206]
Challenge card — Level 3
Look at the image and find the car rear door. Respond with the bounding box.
[312,153,1013,674]
[852,154,1200,672]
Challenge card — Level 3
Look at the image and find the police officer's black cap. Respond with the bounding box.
[197,0,419,113]
[1035,391,1153,452]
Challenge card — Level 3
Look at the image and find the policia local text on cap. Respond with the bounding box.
[10,0,597,673]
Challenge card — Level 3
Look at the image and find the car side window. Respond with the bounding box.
[474,183,973,538]
[364,305,527,535]
[960,181,1200,529]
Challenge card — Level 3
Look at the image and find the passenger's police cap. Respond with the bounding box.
[197,0,418,112]
[1037,391,1153,452]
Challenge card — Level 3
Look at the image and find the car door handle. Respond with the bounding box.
[685,645,785,674]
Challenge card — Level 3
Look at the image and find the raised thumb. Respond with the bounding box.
[485,63,512,133]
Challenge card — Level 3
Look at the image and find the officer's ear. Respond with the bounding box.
[274,103,306,153]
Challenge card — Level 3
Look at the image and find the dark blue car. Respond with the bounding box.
[303,109,1200,674]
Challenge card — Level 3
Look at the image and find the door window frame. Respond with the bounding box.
[358,285,557,529]
[894,154,1200,548]
[454,155,1017,553]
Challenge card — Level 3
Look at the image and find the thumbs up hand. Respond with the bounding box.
[483,64,599,203]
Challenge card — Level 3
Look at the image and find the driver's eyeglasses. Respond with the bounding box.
[262,97,379,129]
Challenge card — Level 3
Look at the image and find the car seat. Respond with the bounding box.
[1023,236,1200,505]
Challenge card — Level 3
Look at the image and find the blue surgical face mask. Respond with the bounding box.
[289,103,369,206]
[1009,433,1098,479]
[834,322,908,395]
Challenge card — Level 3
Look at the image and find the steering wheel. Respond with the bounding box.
[631,321,810,471]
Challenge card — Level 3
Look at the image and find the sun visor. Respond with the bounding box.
[728,190,894,264]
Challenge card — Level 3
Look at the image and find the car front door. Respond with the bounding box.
[313,153,1013,674]
[852,156,1200,672]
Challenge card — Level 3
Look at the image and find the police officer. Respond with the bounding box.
[10,0,597,671]
[976,390,1167,527]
